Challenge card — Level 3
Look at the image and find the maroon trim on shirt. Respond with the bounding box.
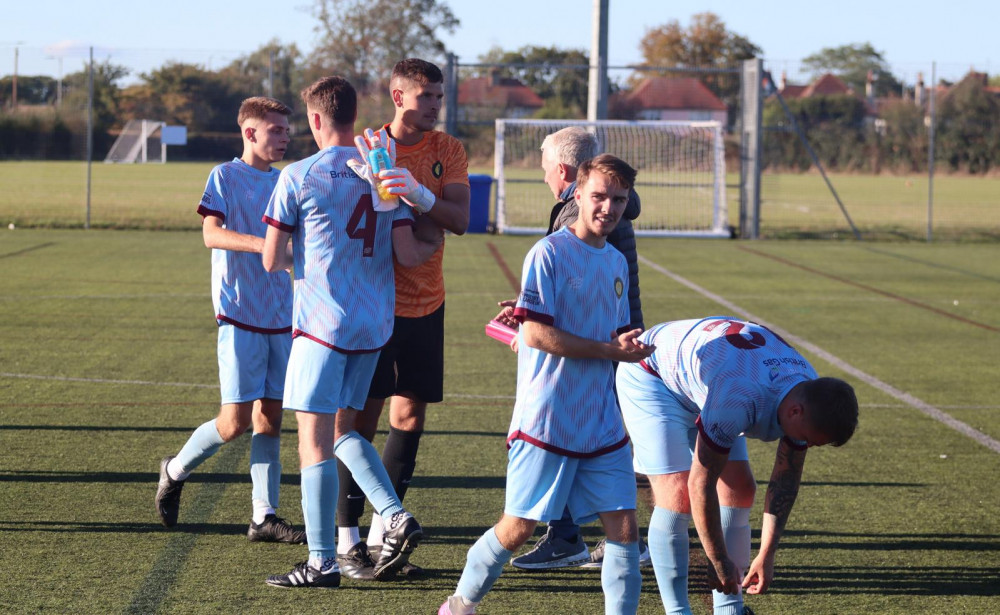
[782,435,809,451]
[506,430,630,459]
[512,307,555,326]
[263,215,295,233]
[292,329,386,355]
[695,416,731,454]
[638,359,659,377]
[198,205,224,220]
[217,315,292,335]
[392,218,415,228]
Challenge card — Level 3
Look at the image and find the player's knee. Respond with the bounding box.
[495,515,536,550]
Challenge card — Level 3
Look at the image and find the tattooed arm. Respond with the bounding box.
[743,437,808,595]
[689,434,741,596]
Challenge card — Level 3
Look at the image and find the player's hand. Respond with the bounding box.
[493,299,520,352]
[742,551,775,595]
[494,299,518,329]
[378,167,436,213]
[607,328,655,363]
[354,127,396,167]
[706,556,741,595]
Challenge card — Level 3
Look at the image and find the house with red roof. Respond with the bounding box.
[611,76,727,124]
[778,72,855,99]
[457,75,545,120]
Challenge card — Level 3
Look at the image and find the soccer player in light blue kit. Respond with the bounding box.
[155,96,306,544]
[616,317,859,615]
[260,76,442,589]
[440,155,655,615]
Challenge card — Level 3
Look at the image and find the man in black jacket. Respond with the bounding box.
[505,126,649,570]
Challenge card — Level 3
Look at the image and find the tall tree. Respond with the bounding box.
[0,75,59,107]
[639,12,760,69]
[801,43,902,98]
[475,45,589,117]
[310,0,459,91]
[62,60,129,130]
[121,63,242,132]
[221,40,305,110]
[637,12,760,124]
[936,73,1000,173]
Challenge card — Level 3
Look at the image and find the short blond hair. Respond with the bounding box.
[577,154,637,192]
[237,96,292,127]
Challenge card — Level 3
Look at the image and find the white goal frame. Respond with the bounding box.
[494,119,729,237]
[104,119,167,164]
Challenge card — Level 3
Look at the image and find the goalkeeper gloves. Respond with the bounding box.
[347,128,398,212]
[378,167,436,214]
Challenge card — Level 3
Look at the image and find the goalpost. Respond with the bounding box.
[494,119,729,237]
[104,119,186,163]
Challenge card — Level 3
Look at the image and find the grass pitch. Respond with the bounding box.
[1,230,998,614]
[2,161,999,241]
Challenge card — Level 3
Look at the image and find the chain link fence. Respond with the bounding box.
[1,45,996,240]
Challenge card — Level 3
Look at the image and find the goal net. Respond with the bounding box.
[104,119,165,163]
[494,119,729,237]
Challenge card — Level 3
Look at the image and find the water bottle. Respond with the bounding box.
[367,133,394,201]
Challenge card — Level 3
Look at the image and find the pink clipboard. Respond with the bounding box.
[485,319,517,345]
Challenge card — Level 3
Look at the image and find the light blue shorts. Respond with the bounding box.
[282,336,380,414]
[504,439,637,525]
[617,362,748,476]
[217,324,291,405]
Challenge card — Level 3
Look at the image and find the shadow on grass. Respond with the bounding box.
[0,470,505,490]
[0,424,507,438]
[773,564,1000,596]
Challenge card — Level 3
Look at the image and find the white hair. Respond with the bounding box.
[541,126,600,168]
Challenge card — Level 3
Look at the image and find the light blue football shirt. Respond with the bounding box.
[263,146,413,353]
[639,317,816,451]
[197,158,292,333]
[510,227,631,457]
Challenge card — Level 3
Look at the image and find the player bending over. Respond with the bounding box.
[617,317,858,614]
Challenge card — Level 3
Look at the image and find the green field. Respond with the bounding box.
[2,161,998,241]
[1,230,998,614]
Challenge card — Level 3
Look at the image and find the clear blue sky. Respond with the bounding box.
[4,0,996,85]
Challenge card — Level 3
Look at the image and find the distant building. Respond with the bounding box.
[777,72,855,99]
[457,74,544,121]
[611,76,727,124]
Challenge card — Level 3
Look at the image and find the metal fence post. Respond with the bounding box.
[740,58,763,240]
[444,52,458,136]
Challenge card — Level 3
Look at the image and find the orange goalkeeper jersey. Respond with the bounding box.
[387,127,470,317]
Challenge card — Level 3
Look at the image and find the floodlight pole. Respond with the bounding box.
[86,46,93,230]
[927,61,936,243]
[268,49,274,98]
[587,0,609,121]
[12,45,18,108]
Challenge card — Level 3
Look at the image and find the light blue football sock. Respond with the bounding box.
[649,506,694,615]
[712,506,751,615]
[301,459,338,560]
[333,431,403,519]
[456,527,513,604]
[172,419,225,479]
[250,432,281,510]
[601,539,641,615]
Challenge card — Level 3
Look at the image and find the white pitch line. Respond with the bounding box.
[639,254,1000,455]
